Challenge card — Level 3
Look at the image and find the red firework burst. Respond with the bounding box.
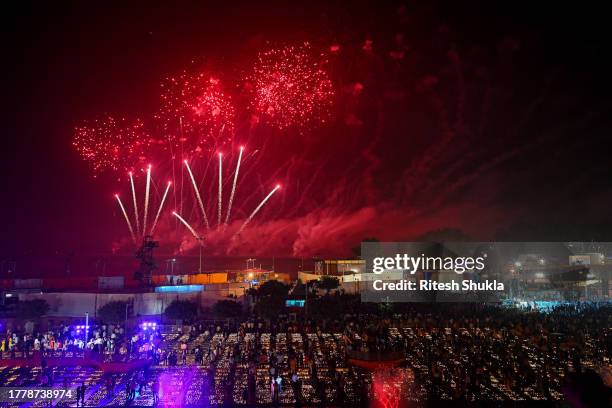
[72,116,151,174]
[249,43,335,131]
[157,72,235,156]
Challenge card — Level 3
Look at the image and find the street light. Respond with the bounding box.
[197,237,204,273]
[84,312,89,354]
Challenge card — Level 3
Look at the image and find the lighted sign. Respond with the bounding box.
[285,299,305,308]
[154,284,204,293]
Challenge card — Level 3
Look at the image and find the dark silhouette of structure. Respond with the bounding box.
[134,236,159,286]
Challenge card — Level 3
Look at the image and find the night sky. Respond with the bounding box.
[2,1,612,260]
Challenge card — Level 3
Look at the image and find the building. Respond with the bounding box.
[0,255,286,318]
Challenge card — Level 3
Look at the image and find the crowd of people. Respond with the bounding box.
[144,302,610,405]
[0,301,610,406]
[0,320,160,363]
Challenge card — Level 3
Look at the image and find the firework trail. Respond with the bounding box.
[150,181,172,235]
[218,153,223,227]
[115,194,137,243]
[224,145,243,225]
[74,44,337,252]
[184,159,210,230]
[128,172,140,236]
[72,9,572,258]
[172,211,200,239]
[142,164,152,235]
[236,184,280,235]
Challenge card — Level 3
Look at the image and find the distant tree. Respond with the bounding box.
[256,280,289,299]
[318,276,340,294]
[291,279,306,296]
[252,280,289,319]
[16,299,50,320]
[164,300,198,322]
[254,296,286,319]
[212,300,243,319]
[97,301,129,324]
[307,279,319,296]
